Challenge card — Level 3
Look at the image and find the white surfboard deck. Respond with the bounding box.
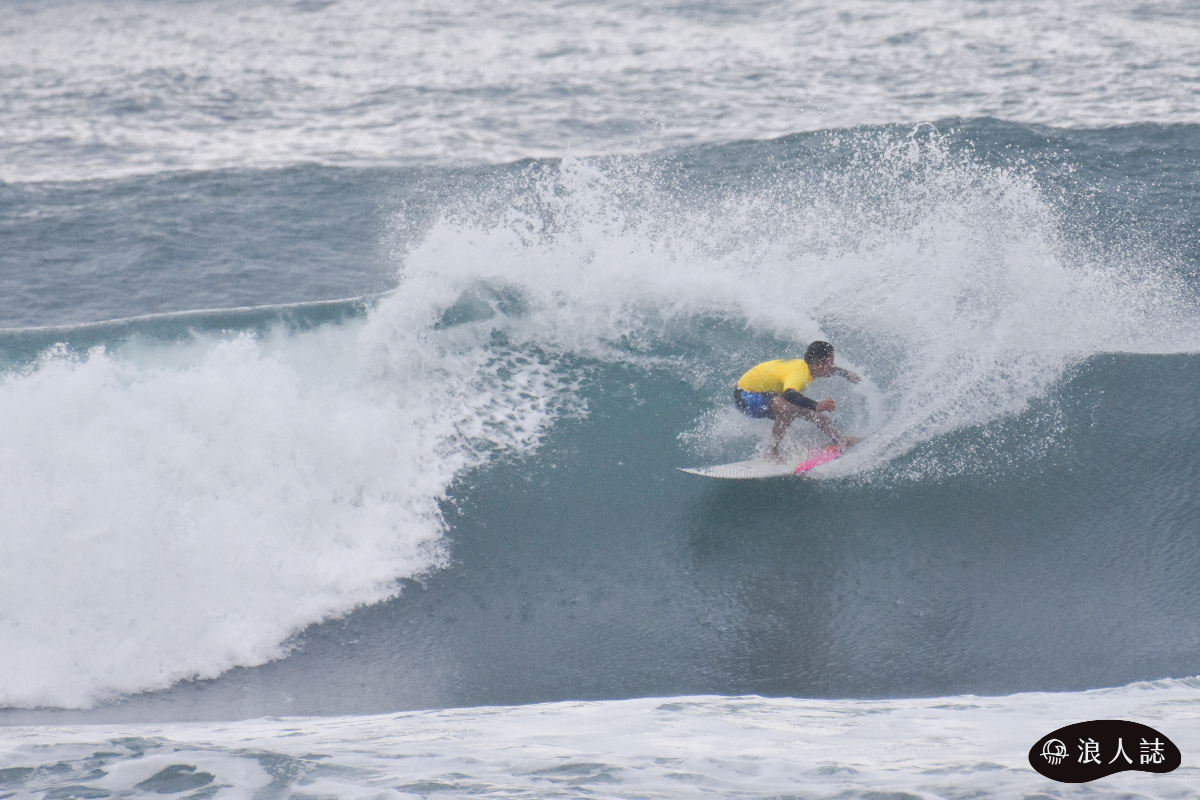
[678,446,843,479]
[678,459,797,479]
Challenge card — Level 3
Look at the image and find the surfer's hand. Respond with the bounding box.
[817,399,836,412]
[844,370,861,383]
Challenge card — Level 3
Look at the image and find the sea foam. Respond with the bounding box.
[0,308,571,708]
[1,679,1198,799]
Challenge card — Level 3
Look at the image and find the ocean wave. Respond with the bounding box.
[3,127,1198,709]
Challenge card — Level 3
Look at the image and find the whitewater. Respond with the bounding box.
[2,2,1200,799]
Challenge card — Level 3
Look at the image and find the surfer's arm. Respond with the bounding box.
[781,390,835,412]
[781,389,818,409]
[831,366,861,383]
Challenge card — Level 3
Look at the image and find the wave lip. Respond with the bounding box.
[400,138,1200,480]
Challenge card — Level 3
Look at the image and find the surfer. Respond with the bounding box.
[733,341,861,460]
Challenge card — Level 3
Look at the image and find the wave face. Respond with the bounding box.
[2,121,1199,717]
[3,0,1200,182]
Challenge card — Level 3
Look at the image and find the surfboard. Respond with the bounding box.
[678,446,843,479]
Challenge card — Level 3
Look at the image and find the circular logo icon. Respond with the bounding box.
[1041,739,1068,765]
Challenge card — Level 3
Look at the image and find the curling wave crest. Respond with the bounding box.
[396,133,1200,479]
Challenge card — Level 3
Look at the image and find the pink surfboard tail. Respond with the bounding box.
[794,446,842,474]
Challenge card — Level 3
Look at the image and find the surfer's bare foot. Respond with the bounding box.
[834,435,862,449]
[763,447,786,463]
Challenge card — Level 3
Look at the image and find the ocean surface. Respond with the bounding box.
[3,1,1200,798]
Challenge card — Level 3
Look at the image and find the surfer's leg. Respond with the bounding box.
[794,407,843,445]
[767,397,801,459]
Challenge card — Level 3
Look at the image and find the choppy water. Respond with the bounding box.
[3,2,1200,798]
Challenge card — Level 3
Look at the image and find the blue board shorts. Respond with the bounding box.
[733,387,775,419]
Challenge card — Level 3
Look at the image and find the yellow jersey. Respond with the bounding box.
[736,359,813,394]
